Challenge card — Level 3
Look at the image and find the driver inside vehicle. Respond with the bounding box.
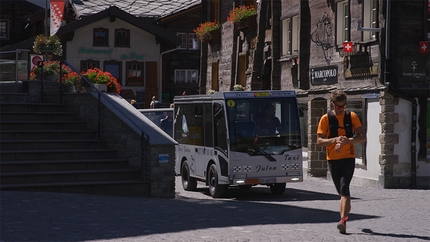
[255,104,282,135]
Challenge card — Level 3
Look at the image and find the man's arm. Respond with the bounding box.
[348,126,366,144]
[317,134,337,147]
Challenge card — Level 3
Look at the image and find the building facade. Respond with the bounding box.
[198,0,429,188]
[1,0,202,108]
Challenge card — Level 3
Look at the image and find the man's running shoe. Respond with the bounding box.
[337,216,348,234]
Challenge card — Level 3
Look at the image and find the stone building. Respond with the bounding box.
[198,0,429,188]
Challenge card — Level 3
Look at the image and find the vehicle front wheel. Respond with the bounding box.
[208,164,226,198]
[270,183,286,195]
[181,160,197,191]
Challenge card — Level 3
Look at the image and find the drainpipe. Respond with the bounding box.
[159,47,180,105]
[383,0,417,188]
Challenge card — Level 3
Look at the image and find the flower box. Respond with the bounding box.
[227,5,257,32]
[236,14,257,31]
[194,21,221,43]
[204,28,221,45]
[93,83,107,92]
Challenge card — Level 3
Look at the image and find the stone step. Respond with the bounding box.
[0,112,80,121]
[0,158,130,172]
[0,130,97,140]
[0,121,88,130]
[0,102,68,112]
[0,140,108,150]
[0,180,151,197]
[1,169,140,185]
[0,149,118,161]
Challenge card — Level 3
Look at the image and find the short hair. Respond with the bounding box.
[331,89,347,103]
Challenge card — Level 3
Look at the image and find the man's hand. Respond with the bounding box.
[335,135,349,152]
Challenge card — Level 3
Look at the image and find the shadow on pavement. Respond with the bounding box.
[182,183,355,203]
[360,229,430,241]
[0,189,377,242]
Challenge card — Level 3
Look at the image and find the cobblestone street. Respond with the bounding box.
[1,175,429,242]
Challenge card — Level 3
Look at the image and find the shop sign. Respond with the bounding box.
[78,47,113,54]
[310,65,338,85]
[402,56,427,82]
[121,52,145,60]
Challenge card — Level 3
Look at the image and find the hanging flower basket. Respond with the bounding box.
[33,34,63,56]
[194,21,221,43]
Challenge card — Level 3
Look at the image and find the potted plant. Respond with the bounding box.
[29,61,69,81]
[81,68,122,94]
[62,71,82,92]
[33,34,63,56]
[233,84,244,91]
[193,21,221,43]
[227,5,257,31]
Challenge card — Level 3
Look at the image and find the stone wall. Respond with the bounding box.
[307,98,329,177]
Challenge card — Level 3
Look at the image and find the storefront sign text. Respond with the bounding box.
[121,52,145,60]
[311,65,338,84]
[78,47,113,54]
[401,56,426,82]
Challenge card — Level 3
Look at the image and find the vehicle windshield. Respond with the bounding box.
[226,97,301,156]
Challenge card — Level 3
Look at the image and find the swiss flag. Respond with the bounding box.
[50,0,65,36]
[419,41,429,54]
[343,41,353,53]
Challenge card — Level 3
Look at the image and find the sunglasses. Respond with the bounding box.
[334,104,346,109]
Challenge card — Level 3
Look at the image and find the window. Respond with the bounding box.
[347,100,366,165]
[115,29,130,47]
[282,15,300,56]
[428,0,430,36]
[175,69,198,83]
[177,33,199,50]
[211,0,220,23]
[103,60,122,83]
[363,0,378,41]
[0,20,9,40]
[126,61,144,86]
[188,33,199,50]
[420,99,430,160]
[336,1,350,46]
[93,28,109,47]
[80,59,100,72]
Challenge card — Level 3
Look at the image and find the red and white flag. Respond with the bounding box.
[50,0,65,36]
[419,41,429,54]
[343,41,353,53]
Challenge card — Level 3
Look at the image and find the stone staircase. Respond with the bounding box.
[0,101,150,197]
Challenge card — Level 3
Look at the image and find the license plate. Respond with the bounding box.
[260,178,276,184]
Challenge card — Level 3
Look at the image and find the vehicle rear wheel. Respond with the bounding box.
[270,183,286,195]
[181,160,197,191]
[208,164,226,198]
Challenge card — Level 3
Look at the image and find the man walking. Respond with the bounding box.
[316,89,366,234]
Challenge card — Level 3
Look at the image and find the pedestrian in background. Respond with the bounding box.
[150,96,161,109]
[130,99,140,109]
[316,89,366,234]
